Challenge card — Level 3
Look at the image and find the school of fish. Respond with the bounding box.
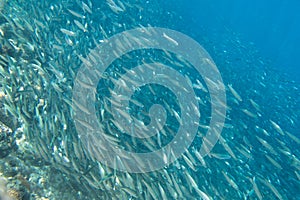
[0,0,299,199]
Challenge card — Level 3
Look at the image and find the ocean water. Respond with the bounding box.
[0,0,299,200]
[164,0,300,84]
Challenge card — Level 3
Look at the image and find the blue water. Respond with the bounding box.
[0,0,299,199]
[163,0,300,84]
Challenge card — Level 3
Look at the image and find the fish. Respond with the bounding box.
[269,120,285,136]
[81,1,93,14]
[74,20,88,32]
[222,171,239,191]
[256,136,278,155]
[248,177,263,200]
[67,8,86,19]
[107,0,125,14]
[228,84,242,102]
[162,32,179,46]
[258,177,283,200]
[60,28,76,37]
[0,1,298,199]
[265,154,283,170]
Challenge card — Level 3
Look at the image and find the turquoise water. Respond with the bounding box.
[0,0,299,199]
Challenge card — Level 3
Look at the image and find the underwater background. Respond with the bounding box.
[164,0,300,84]
[0,0,299,199]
